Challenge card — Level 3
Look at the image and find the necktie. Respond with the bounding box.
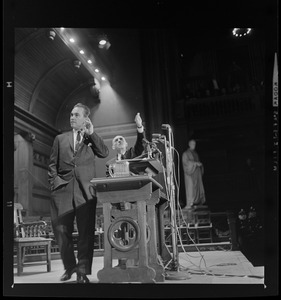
[75,131,81,152]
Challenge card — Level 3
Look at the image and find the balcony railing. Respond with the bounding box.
[175,91,264,122]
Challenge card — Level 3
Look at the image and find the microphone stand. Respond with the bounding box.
[163,125,191,280]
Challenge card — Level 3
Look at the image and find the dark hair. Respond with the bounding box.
[73,103,90,117]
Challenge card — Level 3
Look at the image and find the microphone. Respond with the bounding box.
[152,138,170,146]
[142,138,151,144]
[152,138,160,143]
[161,124,171,130]
[152,133,162,139]
[152,134,164,143]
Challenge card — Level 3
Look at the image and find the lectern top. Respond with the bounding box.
[125,158,163,175]
[90,174,163,192]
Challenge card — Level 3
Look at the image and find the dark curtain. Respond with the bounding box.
[139,29,182,139]
[139,29,186,207]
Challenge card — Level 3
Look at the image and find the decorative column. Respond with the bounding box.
[14,132,35,216]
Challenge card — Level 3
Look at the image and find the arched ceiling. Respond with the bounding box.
[14,27,116,129]
[14,27,267,133]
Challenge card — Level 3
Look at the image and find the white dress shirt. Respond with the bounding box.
[73,129,84,149]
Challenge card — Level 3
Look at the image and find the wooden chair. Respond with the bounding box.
[14,203,53,276]
[194,210,213,243]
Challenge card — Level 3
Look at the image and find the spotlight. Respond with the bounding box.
[98,35,111,50]
[88,78,100,99]
[47,29,56,40]
[73,59,81,69]
[99,39,107,46]
[232,28,252,37]
[90,85,100,98]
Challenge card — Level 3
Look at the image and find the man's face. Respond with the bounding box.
[189,140,196,150]
[112,136,127,151]
[70,106,86,131]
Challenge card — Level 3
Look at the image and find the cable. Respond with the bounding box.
[186,269,264,279]
[165,131,217,274]
[150,130,262,281]
[159,129,237,275]
[173,143,236,272]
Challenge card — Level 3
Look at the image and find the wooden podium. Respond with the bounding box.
[90,174,166,283]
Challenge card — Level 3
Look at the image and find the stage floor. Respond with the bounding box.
[13,250,264,285]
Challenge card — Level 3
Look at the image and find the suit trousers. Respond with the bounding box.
[51,179,97,275]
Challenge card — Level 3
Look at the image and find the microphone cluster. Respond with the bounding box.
[161,124,171,130]
[143,124,172,150]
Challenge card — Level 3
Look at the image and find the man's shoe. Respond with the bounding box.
[77,273,90,283]
[60,267,77,281]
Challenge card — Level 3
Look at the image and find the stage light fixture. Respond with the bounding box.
[232,28,252,37]
[98,35,111,50]
[73,59,81,69]
[89,78,100,99]
[99,39,107,46]
[47,29,56,40]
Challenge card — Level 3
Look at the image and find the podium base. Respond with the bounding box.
[165,270,191,280]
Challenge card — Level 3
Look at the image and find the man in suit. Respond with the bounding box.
[48,103,109,283]
[106,112,145,178]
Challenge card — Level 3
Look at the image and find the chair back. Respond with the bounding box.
[14,203,25,237]
[195,211,211,226]
[14,203,48,238]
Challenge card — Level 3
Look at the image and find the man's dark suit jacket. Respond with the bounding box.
[48,130,109,217]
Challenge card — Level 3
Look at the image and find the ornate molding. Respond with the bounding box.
[33,150,49,167]
[15,104,60,139]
